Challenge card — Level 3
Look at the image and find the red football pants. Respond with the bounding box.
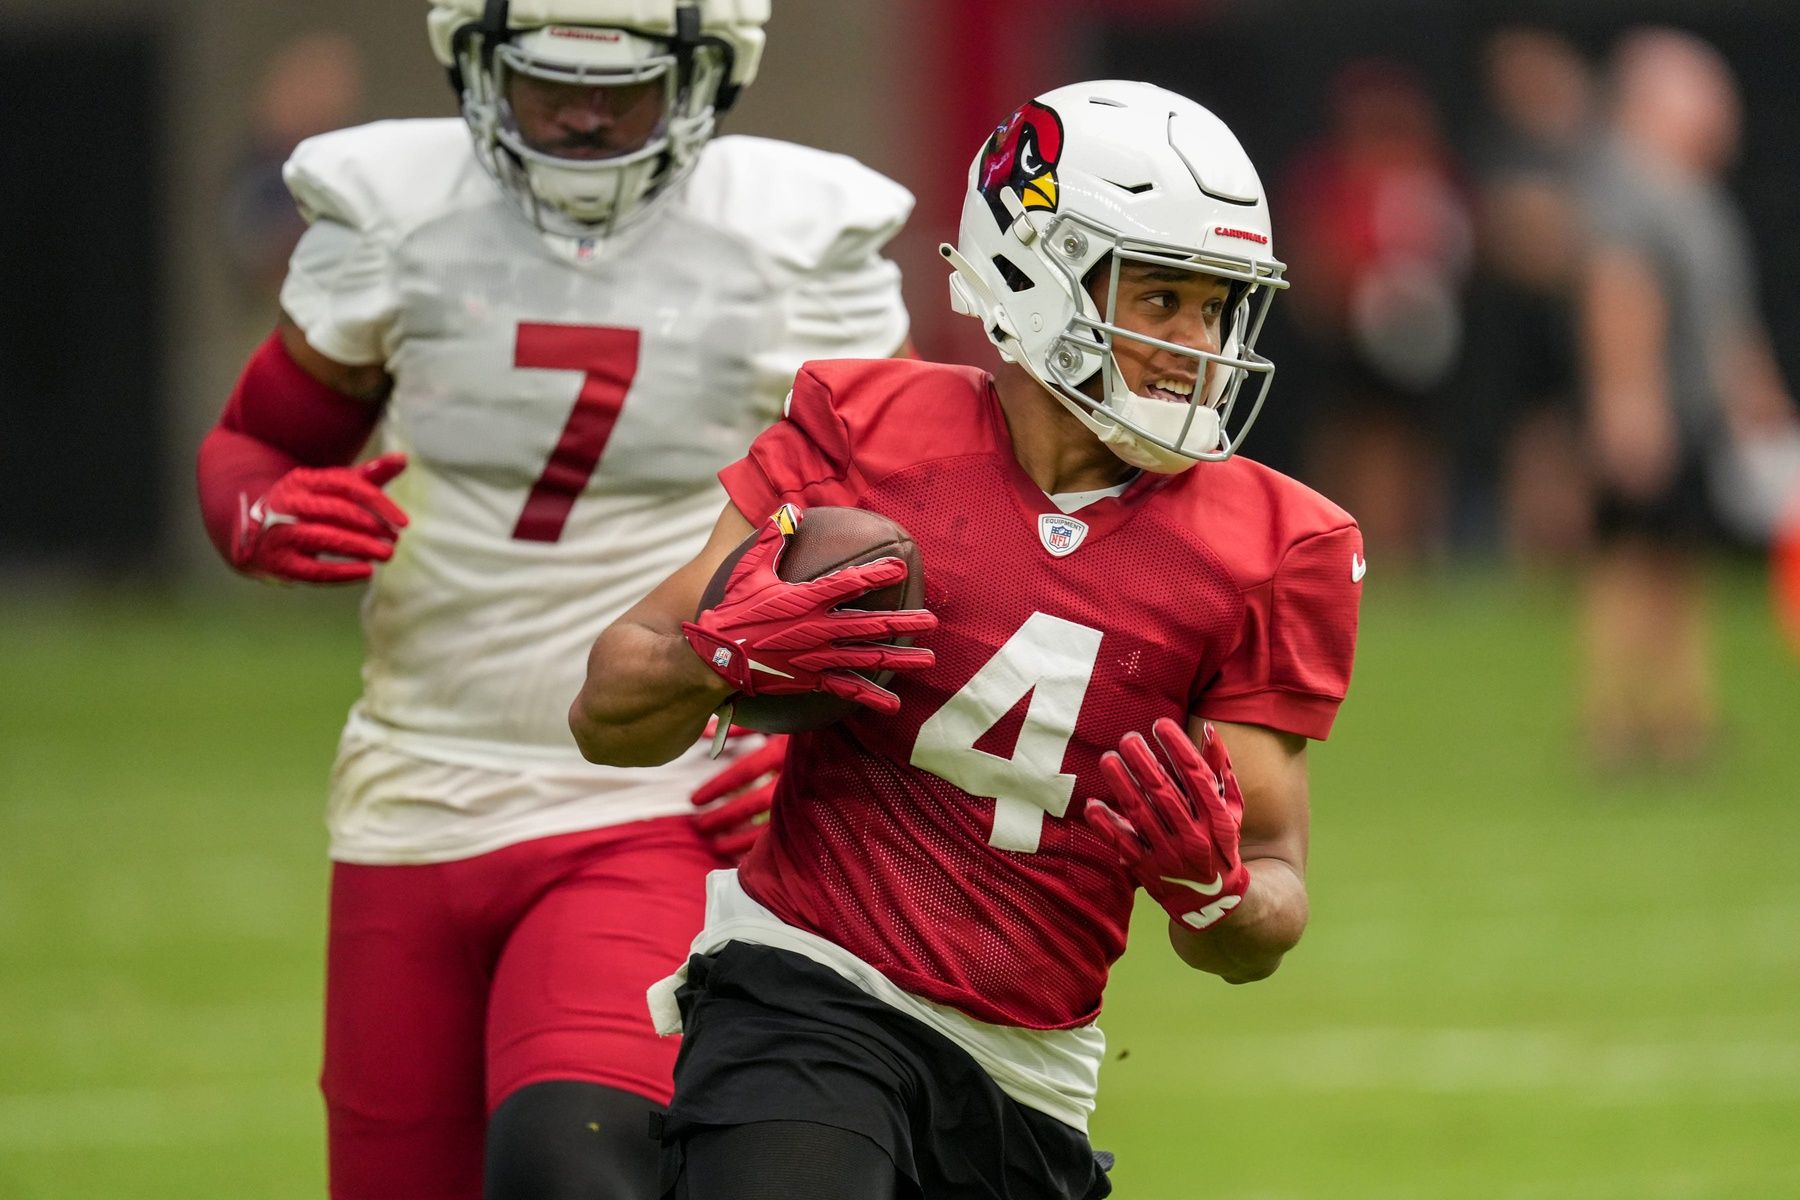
[322,817,714,1200]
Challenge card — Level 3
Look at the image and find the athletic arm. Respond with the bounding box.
[1581,245,1676,499]
[1718,328,1798,439]
[277,311,393,403]
[195,312,404,581]
[1167,718,1310,984]
[569,503,754,767]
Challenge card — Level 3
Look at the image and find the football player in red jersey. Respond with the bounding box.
[572,80,1363,1200]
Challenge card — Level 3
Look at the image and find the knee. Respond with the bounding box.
[485,1080,663,1200]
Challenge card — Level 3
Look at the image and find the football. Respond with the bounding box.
[698,506,925,732]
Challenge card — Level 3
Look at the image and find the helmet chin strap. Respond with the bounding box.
[1040,347,1223,474]
[1046,384,1220,474]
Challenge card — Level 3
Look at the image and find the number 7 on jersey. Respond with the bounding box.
[511,322,642,543]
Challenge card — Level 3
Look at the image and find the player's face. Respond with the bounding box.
[505,72,666,161]
[1085,263,1232,405]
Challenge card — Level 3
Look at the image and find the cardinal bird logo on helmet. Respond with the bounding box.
[978,100,1064,230]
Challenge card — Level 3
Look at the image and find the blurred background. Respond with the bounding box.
[3,0,1798,1196]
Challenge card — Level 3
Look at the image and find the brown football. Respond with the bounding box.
[698,506,925,733]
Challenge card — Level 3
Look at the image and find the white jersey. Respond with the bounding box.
[279,119,912,864]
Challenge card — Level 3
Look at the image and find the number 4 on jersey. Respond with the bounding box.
[911,612,1102,853]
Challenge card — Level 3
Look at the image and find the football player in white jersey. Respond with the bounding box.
[194,2,912,1197]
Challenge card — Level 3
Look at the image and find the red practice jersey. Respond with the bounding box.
[722,359,1362,1030]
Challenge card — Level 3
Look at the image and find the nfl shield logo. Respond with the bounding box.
[1038,513,1088,558]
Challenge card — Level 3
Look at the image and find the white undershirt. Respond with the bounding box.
[1046,476,1135,513]
[648,870,1105,1132]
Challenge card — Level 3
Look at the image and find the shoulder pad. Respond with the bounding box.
[683,136,914,274]
[800,358,981,399]
[283,119,490,240]
[789,359,997,475]
[1184,456,1359,588]
[1237,458,1358,540]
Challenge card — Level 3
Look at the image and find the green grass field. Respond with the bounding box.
[3,567,1798,1198]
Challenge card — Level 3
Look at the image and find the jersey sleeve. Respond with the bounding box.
[277,131,404,367]
[1196,523,1364,740]
[745,151,913,406]
[719,365,865,523]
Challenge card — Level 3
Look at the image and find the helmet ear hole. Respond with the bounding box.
[992,254,1034,293]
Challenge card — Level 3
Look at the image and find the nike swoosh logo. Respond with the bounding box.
[1159,874,1225,896]
[746,659,795,679]
[1351,553,1367,583]
[246,498,295,529]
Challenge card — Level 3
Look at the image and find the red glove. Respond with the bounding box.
[681,506,937,715]
[1083,718,1251,931]
[691,729,788,861]
[232,453,409,584]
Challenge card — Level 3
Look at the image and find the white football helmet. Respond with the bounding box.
[428,0,768,237]
[942,80,1288,471]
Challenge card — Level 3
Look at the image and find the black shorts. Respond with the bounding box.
[658,942,1112,1200]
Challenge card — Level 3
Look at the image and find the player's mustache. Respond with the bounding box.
[542,130,630,154]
